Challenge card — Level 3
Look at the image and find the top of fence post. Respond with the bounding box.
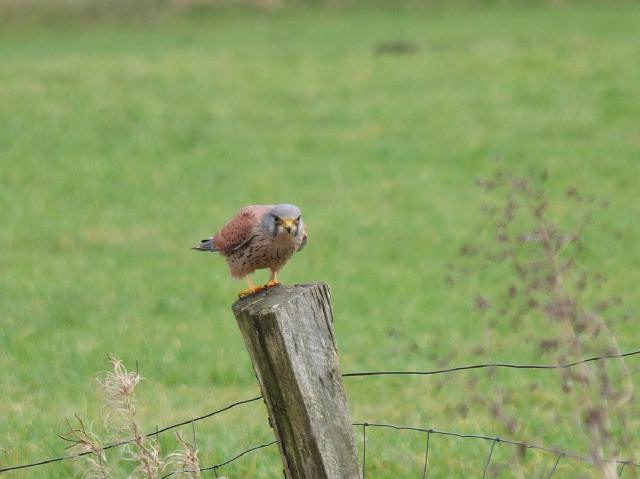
[232,282,361,479]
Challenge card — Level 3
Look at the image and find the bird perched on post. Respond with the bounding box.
[192,204,307,298]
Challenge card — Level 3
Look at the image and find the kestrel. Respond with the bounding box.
[192,204,307,297]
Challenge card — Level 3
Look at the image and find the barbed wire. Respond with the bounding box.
[342,348,640,378]
[353,421,640,475]
[2,347,640,475]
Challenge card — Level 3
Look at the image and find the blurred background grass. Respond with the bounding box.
[1,1,640,477]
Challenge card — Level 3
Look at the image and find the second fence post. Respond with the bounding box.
[232,282,361,479]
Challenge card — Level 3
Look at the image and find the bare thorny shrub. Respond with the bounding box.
[60,357,202,478]
[453,167,636,478]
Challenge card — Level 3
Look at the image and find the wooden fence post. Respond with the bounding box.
[232,282,361,479]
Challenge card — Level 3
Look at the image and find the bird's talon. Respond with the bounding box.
[265,280,280,289]
[238,285,266,298]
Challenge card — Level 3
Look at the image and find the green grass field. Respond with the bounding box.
[2,2,640,477]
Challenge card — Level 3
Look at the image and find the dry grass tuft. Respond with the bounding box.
[99,356,163,478]
[166,432,201,478]
[58,416,110,479]
[61,357,203,478]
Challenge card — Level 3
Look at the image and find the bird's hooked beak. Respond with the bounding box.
[281,217,297,235]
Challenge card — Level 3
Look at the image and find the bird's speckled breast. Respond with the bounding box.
[225,229,297,278]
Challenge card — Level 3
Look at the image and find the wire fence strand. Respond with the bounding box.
[421,430,430,479]
[342,348,640,378]
[482,438,498,479]
[159,440,277,479]
[352,422,639,470]
[618,461,627,478]
[547,454,562,478]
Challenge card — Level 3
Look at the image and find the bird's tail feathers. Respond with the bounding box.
[192,238,217,252]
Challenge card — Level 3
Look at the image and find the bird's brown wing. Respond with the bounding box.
[213,205,271,254]
[296,222,308,252]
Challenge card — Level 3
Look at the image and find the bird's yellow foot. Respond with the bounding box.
[264,280,280,289]
[238,285,267,298]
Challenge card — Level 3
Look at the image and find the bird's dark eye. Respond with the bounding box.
[273,215,281,223]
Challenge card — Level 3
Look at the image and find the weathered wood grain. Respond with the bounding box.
[232,283,361,479]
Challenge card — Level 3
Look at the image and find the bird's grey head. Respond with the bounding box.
[261,204,304,238]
